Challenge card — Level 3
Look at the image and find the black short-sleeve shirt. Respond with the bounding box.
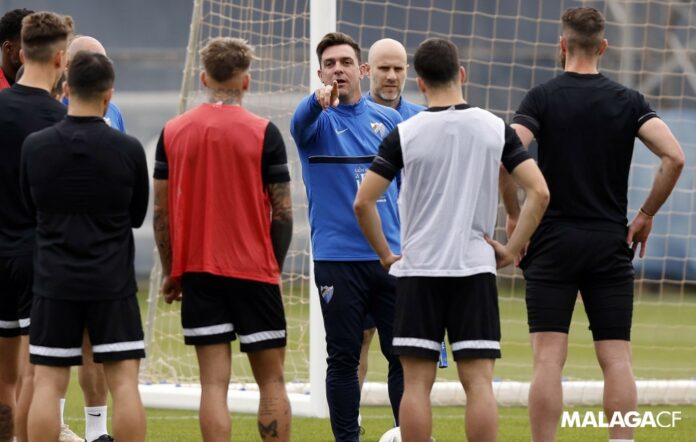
[512,72,657,228]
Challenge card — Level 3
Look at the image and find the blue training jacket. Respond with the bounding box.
[365,93,425,120]
[62,97,125,132]
[291,94,402,261]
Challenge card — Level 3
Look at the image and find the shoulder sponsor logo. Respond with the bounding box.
[370,122,386,137]
[335,128,348,135]
[320,285,334,303]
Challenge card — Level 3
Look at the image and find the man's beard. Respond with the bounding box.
[377,85,400,102]
[559,50,566,69]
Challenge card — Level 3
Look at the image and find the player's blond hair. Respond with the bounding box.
[200,37,254,82]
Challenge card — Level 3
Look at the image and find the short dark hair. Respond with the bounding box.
[67,52,114,101]
[414,38,460,88]
[561,7,605,55]
[316,32,361,65]
[21,11,73,62]
[200,37,254,82]
[0,8,33,43]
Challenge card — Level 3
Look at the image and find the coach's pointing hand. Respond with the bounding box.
[315,81,339,109]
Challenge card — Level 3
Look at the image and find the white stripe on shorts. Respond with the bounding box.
[182,323,234,337]
[450,340,500,351]
[392,337,441,351]
[19,318,30,328]
[92,340,145,354]
[238,330,286,344]
[0,320,20,329]
[30,345,82,358]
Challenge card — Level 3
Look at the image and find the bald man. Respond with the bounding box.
[364,38,424,119]
[57,35,126,442]
[358,40,426,422]
[64,35,125,132]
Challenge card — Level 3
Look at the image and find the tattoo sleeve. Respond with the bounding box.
[0,404,12,441]
[153,179,173,275]
[268,182,293,272]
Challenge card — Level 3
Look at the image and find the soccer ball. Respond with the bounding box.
[378,427,402,442]
[378,427,437,442]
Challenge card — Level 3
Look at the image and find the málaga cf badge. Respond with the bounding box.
[370,122,386,137]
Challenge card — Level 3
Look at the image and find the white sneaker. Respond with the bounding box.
[59,424,85,442]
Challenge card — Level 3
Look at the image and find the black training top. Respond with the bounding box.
[512,72,657,230]
[20,116,149,300]
[0,84,66,257]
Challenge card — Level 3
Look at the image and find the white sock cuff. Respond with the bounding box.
[85,406,108,441]
[609,439,634,442]
[85,405,107,415]
[59,398,66,426]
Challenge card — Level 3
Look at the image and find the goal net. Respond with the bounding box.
[140,0,696,415]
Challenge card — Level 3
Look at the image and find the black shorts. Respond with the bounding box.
[521,223,635,341]
[363,313,376,330]
[0,255,33,337]
[181,273,287,351]
[29,295,145,366]
[392,273,501,361]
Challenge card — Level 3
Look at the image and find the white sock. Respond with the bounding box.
[609,439,634,442]
[84,405,108,441]
[59,398,66,426]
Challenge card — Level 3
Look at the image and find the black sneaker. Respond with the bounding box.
[91,435,114,442]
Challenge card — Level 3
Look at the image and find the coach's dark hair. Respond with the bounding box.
[561,7,605,55]
[200,37,254,82]
[0,8,33,43]
[316,32,361,65]
[67,51,114,100]
[21,11,73,62]
[414,38,460,88]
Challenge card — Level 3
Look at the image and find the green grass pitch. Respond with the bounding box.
[59,381,696,442]
[53,289,696,440]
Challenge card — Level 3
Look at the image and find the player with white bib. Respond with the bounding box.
[355,38,549,442]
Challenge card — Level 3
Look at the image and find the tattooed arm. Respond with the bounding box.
[262,122,293,272]
[268,182,293,272]
[153,178,180,302]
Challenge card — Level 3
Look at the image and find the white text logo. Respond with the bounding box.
[561,411,682,428]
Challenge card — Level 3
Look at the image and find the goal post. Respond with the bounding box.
[306,0,335,418]
[139,0,334,418]
[140,0,696,414]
